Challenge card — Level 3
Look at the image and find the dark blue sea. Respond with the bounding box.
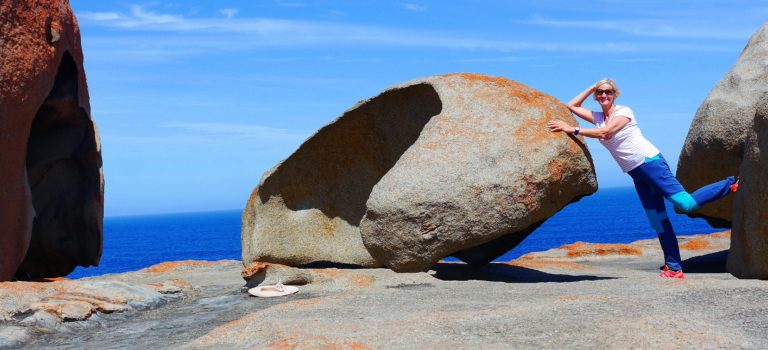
[67,187,720,279]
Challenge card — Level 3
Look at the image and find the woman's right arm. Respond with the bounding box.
[566,84,596,124]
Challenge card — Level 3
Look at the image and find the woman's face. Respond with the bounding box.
[594,83,616,107]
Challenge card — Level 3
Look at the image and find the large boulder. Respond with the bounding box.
[359,74,597,272]
[727,95,768,279]
[0,0,103,281]
[677,23,768,228]
[242,73,597,271]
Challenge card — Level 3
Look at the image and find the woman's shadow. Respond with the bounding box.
[431,262,616,283]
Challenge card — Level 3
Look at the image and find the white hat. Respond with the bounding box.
[248,282,299,297]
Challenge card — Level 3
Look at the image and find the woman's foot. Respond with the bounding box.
[659,265,685,279]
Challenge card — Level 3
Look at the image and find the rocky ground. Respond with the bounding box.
[2,231,767,349]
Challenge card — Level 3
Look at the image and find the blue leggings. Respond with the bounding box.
[627,154,735,271]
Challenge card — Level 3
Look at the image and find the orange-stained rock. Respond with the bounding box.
[143,260,221,273]
[241,262,313,288]
[679,238,713,251]
[0,0,103,280]
[242,73,597,272]
[262,337,372,350]
[561,242,643,258]
[240,261,270,279]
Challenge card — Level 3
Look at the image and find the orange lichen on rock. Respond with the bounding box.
[241,262,269,279]
[264,336,371,350]
[679,238,712,251]
[0,281,54,294]
[313,268,343,278]
[144,260,220,273]
[709,230,731,239]
[562,242,643,258]
[350,274,375,288]
[31,277,70,282]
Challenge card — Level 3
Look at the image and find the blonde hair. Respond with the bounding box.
[593,78,620,99]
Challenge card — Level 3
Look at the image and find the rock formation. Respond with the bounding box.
[727,95,768,279]
[677,22,768,228]
[242,73,597,271]
[359,74,597,271]
[0,0,103,281]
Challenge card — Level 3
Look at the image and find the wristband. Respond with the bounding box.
[574,127,580,136]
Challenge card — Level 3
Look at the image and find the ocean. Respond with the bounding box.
[67,186,720,279]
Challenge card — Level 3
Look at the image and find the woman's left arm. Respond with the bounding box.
[547,115,630,140]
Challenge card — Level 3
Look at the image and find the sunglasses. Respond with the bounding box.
[596,89,615,96]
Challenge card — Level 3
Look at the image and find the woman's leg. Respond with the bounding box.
[688,176,737,207]
[641,155,735,212]
[628,170,683,271]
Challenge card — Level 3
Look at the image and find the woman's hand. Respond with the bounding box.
[566,84,598,124]
[547,120,574,134]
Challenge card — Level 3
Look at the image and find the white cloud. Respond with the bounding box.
[77,5,740,62]
[404,3,427,12]
[519,16,752,40]
[79,12,121,21]
[219,8,238,19]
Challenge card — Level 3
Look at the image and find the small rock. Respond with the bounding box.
[242,262,313,289]
[0,326,31,348]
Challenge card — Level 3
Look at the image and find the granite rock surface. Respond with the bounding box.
[677,22,768,228]
[0,0,103,280]
[242,73,596,271]
[360,74,597,272]
[727,96,768,279]
[5,232,768,350]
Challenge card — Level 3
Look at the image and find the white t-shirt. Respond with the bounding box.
[592,105,659,172]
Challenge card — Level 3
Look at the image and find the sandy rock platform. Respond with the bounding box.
[2,231,767,349]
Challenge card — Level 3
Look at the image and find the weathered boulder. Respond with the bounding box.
[242,73,597,272]
[0,0,103,281]
[359,74,597,272]
[727,96,768,279]
[242,78,443,267]
[677,22,768,228]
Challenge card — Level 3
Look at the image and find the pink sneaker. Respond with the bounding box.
[730,177,740,193]
[659,265,685,279]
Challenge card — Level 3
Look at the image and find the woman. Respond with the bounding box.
[547,78,738,279]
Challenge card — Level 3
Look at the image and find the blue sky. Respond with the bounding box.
[70,1,767,217]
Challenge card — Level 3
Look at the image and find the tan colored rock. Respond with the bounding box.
[677,22,768,227]
[0,0,104,280]
[241,262,314,288]
[727,96,768,279]
[242,74,596,270]
[241,77,445,267]
[360,74,597,272]
[0,278,179,327]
